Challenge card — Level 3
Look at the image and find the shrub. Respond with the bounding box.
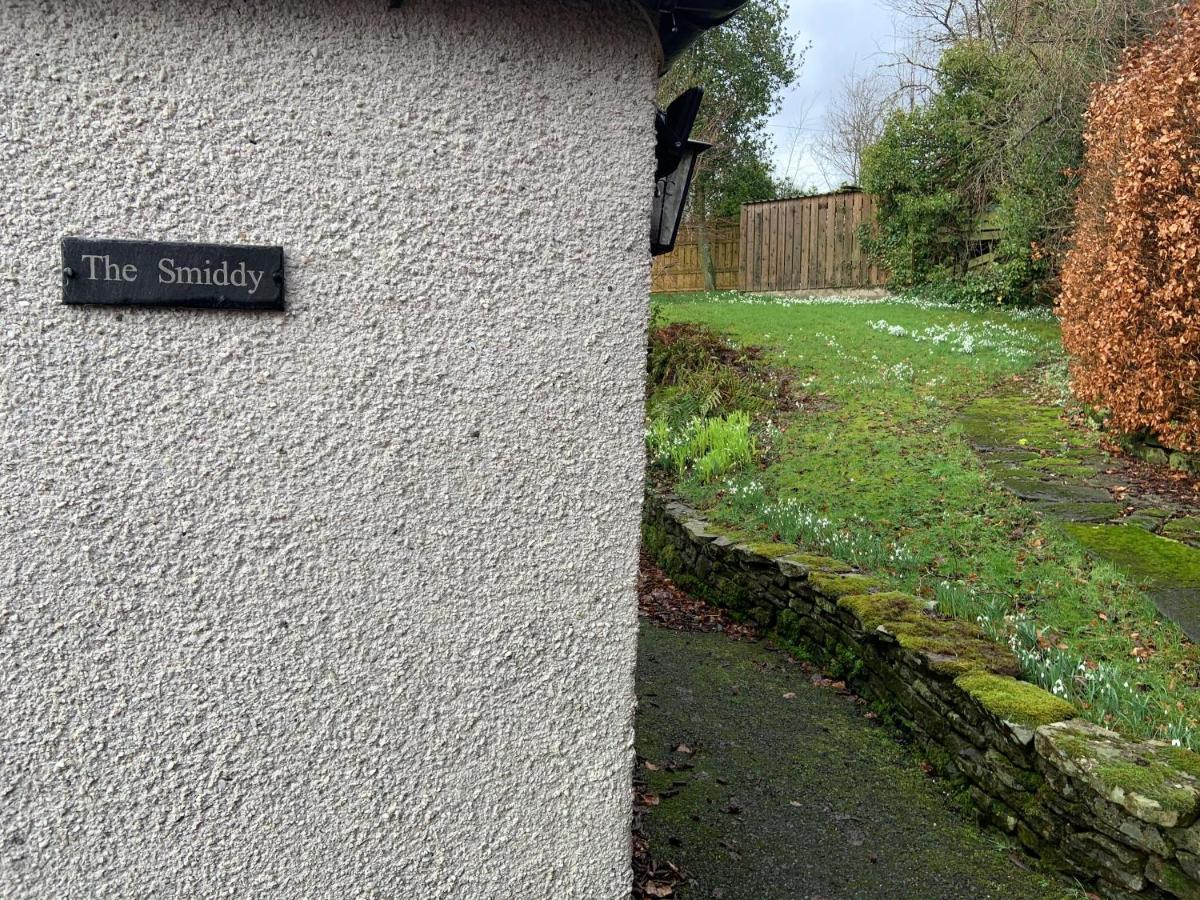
[1058,4,1200,450]
[646,413,756,483]
[646,321,795,424]
[861,42,1064,304]
[861,44,1001,289]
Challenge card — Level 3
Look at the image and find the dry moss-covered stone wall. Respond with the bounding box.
[644,491,1200,899]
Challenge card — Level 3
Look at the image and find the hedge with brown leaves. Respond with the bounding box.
[1058,2,1200,451]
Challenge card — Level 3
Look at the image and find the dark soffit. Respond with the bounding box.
[636,0,748,65]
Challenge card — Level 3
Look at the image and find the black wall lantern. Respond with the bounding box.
[651,87,711,256]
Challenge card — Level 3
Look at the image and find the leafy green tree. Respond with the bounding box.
[660,0,802,286]
[865,0,1175,303]
[862,43,1007,287]
[701,145,777,218]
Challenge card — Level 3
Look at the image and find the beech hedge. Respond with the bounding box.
[1058,3,1200,450]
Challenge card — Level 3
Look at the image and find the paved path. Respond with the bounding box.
[961,383,1200,639]
[635,623,1073,900]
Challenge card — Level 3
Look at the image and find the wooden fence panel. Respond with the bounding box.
[738,190,888,292]
[650,216,741,292]
[652,191,888,293]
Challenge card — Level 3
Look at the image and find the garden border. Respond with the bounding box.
[644,489,1200,899]
[1122,434,1200,476]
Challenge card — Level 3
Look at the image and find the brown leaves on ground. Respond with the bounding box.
[632,761,685,900]
[638,549,759,639]
[1104,450,1200,508]
[649,322,829,415]
[1129,631,1159,663]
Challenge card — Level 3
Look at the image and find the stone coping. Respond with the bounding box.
[644,490,1200,899]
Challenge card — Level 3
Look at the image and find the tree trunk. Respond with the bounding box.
[692,187,717,292]
[696,223,717,292]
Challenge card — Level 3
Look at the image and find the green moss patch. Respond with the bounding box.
[1095,759,1200,822]
[959,392,1090,452]
[809,572,882,598]
[782,553,855,573]
[839,592,1021,677]
[743,541,800,559]
[839,591,924,630]
[954,672,1074,728]
[993,474,1114,504]
[1146,857,1198,899]
[1064,524,1200,589]
[1031,500,1121,523]
[1020,457,1099,478]
[1163,517,1200,547]
[1158,746,1200,781]
[1042,721,1200,827]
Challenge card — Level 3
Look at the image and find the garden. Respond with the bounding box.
[635,4,1200,896]
[645,290,1200,749]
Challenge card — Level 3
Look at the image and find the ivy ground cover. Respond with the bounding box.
[646,291,1200,747]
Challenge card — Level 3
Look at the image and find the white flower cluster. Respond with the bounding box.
[719,479,915,572]
[865,318,1049,359]
[970,608,1197,749]
[681,290,1056,323]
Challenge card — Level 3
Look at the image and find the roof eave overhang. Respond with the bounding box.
[636,1,748,66]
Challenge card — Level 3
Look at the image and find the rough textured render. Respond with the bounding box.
[0,1,656,896]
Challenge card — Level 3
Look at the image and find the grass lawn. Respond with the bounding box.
[646,291,1200,747]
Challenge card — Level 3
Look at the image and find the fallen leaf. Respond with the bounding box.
[782,692,796,700]
[644,881,674,898]
[674,744,693,755]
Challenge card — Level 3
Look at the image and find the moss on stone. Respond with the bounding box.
[776,608,805,646]
[838,592,1021,677]
[1146,857,1197,899]
[1157,746,1200,781]
[1033,500,1121,523]
[1094,759,1199,820]
[954,672,1075,728]
[960,392,1092,452]
[744,541,799,559]
[839,591,924,630]
[1043,722,1200,826]
[809,572,882,598]
[1065,523,1200,588]
[782,553,855,573]
[642,521,680,575]
[993,474,1114,503]
[1169,452,1200,475]
[1020,457,1097,478]
[1163,517,1200,546]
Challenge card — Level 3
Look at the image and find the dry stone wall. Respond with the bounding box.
[644,490,1200,899]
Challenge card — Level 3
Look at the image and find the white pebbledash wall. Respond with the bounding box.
[0,1,657,895]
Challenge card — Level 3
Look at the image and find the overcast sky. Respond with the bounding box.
[768,0,901,191]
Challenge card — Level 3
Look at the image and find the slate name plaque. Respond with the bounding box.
[62,237,284,311]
